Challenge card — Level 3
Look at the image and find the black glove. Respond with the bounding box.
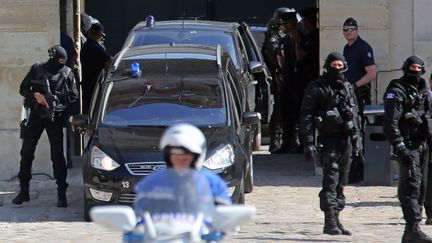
[304,144,317,161]
[394,145,416,178]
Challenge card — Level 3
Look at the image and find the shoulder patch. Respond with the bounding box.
[386,92,396,99]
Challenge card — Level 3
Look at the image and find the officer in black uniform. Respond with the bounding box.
[262,13,285,153]
[298,7,319,96]
[277,8,301,153]
[81,23,112,114]
[384,56,432,243]
[14,45,79,207]
[343,17,377,183]
[301,52,361,235]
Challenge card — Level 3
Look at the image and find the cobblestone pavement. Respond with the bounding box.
[1,146,431,242]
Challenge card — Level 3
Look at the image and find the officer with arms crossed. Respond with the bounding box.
[136,123,231,205]
[14,45,78,207]
[342,17,377,183]
[301,52,361,236]
[384,56,432,243]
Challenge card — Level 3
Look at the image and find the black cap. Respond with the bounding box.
[343,17,358,27]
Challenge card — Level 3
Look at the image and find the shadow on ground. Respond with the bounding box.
[253,152,321,188]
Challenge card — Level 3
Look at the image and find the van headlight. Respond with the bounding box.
[91,146,120,171]
[203,145,235,170]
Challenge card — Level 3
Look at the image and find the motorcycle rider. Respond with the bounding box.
[135,123,231,205]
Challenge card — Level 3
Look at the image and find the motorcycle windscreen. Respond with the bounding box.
[134,169,215,232]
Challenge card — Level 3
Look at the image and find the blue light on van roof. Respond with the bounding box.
[130,62,141,77]
[146,15,155,28]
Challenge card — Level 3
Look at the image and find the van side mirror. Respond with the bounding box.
[242,112,261,126]
[249,61,263,74]
[69,114,89,133]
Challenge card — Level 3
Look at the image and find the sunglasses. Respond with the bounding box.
[343,27,357,32]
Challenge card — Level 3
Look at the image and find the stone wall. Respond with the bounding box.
[0,0,60,180]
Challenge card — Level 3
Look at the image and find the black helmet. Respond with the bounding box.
[273,7,297,24]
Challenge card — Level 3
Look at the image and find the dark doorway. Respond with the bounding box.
[85,0,316,54]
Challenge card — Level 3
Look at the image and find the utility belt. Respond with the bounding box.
[314,108,349,137]
[399,110,432,144]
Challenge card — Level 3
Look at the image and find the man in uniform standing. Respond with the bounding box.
[14,45,79,207]
[297,7,319,94]
[342,17,377,183]
[301,52,360,235]
[262,13,285,153]
[384,56,432,243]
[277,8,301,153]
[81,23,112,114]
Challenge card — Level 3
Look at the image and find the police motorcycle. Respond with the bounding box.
[90,169,256,243]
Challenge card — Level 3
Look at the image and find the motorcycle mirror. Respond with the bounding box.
[90,205,137,232]
[212,205,256,232]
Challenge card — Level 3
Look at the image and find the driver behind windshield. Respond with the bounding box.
[135,123,231,205]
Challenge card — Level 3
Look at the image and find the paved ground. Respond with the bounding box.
[1,146,431,242]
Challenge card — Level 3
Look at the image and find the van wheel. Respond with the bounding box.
[252,123,261,151]
[244,153,254,193]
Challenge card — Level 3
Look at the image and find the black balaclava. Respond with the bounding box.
[46,45,67,73]
[402,55,425,85]
[323,51,348,85]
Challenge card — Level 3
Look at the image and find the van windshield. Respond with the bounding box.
[101,77,226,127]
[130,28,239,68]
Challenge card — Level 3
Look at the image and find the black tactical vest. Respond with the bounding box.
[386,78,430,143]
[314,78,359,137]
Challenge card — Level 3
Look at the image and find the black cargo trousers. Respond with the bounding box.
[398,144,428,225]
[319,136,352,212]
[425,143,432,218]
[19,112,68,190]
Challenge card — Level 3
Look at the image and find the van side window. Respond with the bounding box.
[225,72,241,132]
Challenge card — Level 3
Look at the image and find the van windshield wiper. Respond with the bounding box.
[127,84,151,109]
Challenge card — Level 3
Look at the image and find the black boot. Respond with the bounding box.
[269,134,282,153]
[323,210,342,235]
[57,187,68,208]
[335,210,351,235]
[12,184,30,205]
[402,223,432,243]
[67,159,73,169]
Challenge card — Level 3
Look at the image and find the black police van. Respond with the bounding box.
[122,20,273,150]
[71,44,260,221]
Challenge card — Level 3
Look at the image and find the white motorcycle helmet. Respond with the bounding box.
[159,123,206,169]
